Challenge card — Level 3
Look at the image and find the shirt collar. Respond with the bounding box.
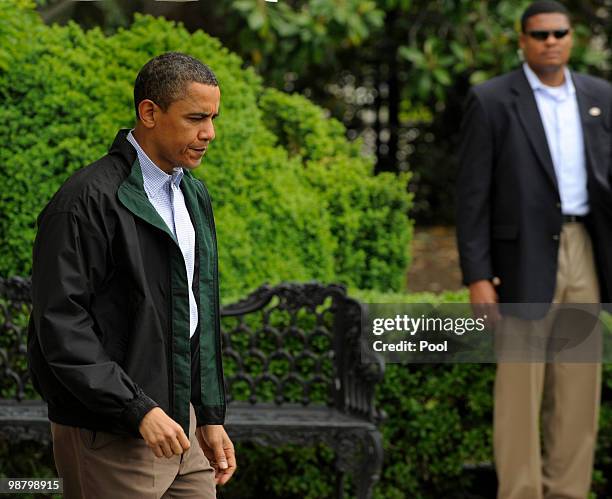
[522,62,575,98]
[126,130,184,198]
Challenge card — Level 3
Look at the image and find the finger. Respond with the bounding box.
[218,458,236,485]
[213,443,228,470]
[482,303,493,318]
[212,464,222,484]
[151,444,164,458]
[169,435,184,456]
[207,458,221,481]
[487,303,501,324]
[226,447,236,470]
[218,462,236,485]
[216,442,235,484]
[472,302,486,319]
[159,440,174,459]
[177,428,191,451]
[218,469,232,485]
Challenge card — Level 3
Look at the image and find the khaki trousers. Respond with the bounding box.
[50,403,216,499]
[494,223,602,499]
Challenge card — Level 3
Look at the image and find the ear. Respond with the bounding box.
[137,99,157,129]
[518,33,527,51]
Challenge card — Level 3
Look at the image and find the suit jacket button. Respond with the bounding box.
[552,234,560,241]
[556,202,561,209]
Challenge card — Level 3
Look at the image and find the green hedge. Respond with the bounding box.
[0,1,411,300]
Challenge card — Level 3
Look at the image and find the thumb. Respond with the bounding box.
[213,441,228,469]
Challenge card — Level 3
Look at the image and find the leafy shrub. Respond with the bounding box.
[0,1,411,301]
[259,89,413,291]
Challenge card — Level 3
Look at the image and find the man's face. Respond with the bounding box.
[519,13,573,73]
[149,81,220,172]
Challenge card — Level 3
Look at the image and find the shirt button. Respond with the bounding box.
[552,234,560,241]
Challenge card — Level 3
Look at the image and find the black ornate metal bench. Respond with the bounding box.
[0,277,384,498]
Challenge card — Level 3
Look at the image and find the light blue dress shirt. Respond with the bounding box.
[522,63,589,215]
[126,131,199,338]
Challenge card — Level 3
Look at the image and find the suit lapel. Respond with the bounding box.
[572,72,609,188]
[511,69,559,192]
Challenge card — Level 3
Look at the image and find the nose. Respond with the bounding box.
[544,33,557,44]
[198,121,215,143]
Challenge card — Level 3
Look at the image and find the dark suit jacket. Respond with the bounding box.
[456,67,612,313]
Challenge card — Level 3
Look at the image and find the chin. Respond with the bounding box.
[177,156,203,169]
[534,62,563,73]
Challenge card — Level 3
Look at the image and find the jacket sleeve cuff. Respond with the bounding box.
[460,261,493,287]
[462,272,494,287]
[193,404,226,427]
[122,391,159,436]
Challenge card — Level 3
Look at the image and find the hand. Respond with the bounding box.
[139,407,190,458]
[469,279,501,327]
[196,425,236,485]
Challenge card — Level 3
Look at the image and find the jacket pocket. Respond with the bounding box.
[491,225,518,240]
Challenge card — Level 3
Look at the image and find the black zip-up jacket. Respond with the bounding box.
[27,129,226,438]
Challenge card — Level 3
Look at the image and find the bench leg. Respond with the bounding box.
[355,429,383,499]
[335,466,344,499]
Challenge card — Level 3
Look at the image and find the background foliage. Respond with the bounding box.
[34,0,612,224]
[0,0,412,300]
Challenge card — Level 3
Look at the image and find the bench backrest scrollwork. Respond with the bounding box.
[0,278,384,425]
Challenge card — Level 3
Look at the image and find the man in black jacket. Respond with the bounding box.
[457,2,612,498]
[27,52,235,498]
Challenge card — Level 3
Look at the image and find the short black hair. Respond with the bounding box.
[133,52,218,120]
[521,1,570,33]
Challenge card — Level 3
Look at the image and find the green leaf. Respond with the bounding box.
[398,45,426,66]
[469,70,490,85]
[433,68,451,86]
[247,9,266,30]
[232,0,253,12]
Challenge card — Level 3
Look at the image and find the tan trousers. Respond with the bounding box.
[50,403,216,499]
[494,223,602,499]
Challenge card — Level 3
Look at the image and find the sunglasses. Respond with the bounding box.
[527,29,570,41]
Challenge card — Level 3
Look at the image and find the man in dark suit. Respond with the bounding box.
[456,1,612,498]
